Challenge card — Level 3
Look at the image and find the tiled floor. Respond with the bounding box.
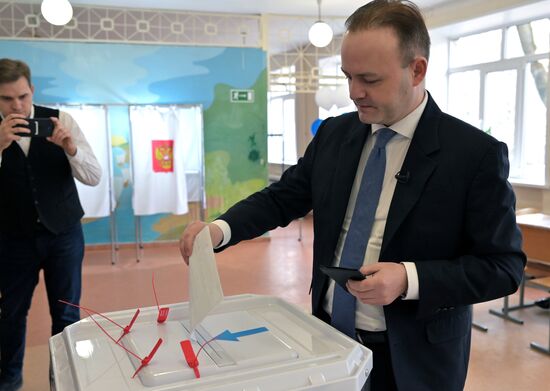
[20,216,550,390]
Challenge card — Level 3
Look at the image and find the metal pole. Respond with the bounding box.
[127,106,141,263]
[102,105,118,265]
[136,216,142,262]
[110,211,117,265]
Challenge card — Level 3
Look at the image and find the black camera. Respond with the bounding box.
[15,118,54,138]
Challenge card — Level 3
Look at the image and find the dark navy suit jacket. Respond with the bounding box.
[218,94,525,390]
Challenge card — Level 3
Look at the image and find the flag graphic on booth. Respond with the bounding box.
[152,140,174,173]
[130,106,189,216]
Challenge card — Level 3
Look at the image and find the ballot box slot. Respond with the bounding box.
[180,320,236,367]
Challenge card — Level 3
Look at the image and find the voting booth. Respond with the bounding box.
[50,295,372,390]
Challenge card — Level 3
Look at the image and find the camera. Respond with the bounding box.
[15,118,54,138]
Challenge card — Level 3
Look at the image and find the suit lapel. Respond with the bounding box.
[382,95,442,254]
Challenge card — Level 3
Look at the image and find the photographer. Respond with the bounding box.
[0,58,101,391]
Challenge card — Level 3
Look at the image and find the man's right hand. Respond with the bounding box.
[179,221,223,265]
[0,114,29,152]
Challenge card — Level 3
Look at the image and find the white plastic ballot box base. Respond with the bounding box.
[50,294,372,390]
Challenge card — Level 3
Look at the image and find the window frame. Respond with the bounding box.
[267,91,297,167]
[447,21,549,187]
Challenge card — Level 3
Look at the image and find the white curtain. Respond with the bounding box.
[60,105,113,218]
[130,105,201,216]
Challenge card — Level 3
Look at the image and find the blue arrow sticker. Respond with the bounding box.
[215,327,269,341]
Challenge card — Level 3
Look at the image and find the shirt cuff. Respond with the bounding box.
[66,146,81,163]
[211,220,231,248]
[401,262,419,300]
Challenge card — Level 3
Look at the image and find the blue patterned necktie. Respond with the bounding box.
[331,127,396,338]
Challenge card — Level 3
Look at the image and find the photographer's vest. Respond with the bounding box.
[0,105,84,235]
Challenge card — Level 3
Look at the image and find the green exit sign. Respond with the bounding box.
[230,89,254,103]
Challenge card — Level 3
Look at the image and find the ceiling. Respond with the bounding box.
[48,0,452,17]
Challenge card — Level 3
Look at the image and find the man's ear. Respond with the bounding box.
[410,57,428,86]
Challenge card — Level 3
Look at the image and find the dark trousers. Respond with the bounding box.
[358,335,398,391]
[0,222,84,382]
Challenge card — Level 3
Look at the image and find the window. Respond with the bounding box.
[268,92,297,165]
[447,70,480,128]
[483,70,517,153]
[447,18,549,186]
[449,30,502,68]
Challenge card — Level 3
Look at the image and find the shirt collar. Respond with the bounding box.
[371,91,428,139]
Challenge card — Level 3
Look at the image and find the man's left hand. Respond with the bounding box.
[48,117,76,156]
[347,262,408,305]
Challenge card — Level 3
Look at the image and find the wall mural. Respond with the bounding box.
[0,40,268,244]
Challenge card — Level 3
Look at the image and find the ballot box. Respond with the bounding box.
[50,294,372,390]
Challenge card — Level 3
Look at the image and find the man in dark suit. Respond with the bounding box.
[180,1,525,390]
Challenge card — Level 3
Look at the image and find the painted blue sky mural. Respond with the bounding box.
[0,40,267,244]
[0,41,265,109]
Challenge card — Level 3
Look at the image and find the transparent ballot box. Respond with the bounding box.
[50,294,372,390]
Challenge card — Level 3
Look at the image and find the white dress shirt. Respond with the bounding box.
[0,106,101,186]
[322,93,428,331]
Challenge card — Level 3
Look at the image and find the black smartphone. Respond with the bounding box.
[320,265,366,292]
[15,118,54,138]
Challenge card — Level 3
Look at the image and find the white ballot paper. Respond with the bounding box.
[189,226,224,333]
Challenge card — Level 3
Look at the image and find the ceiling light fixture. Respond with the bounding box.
[41,0,73,26]
[308,0,333,48]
